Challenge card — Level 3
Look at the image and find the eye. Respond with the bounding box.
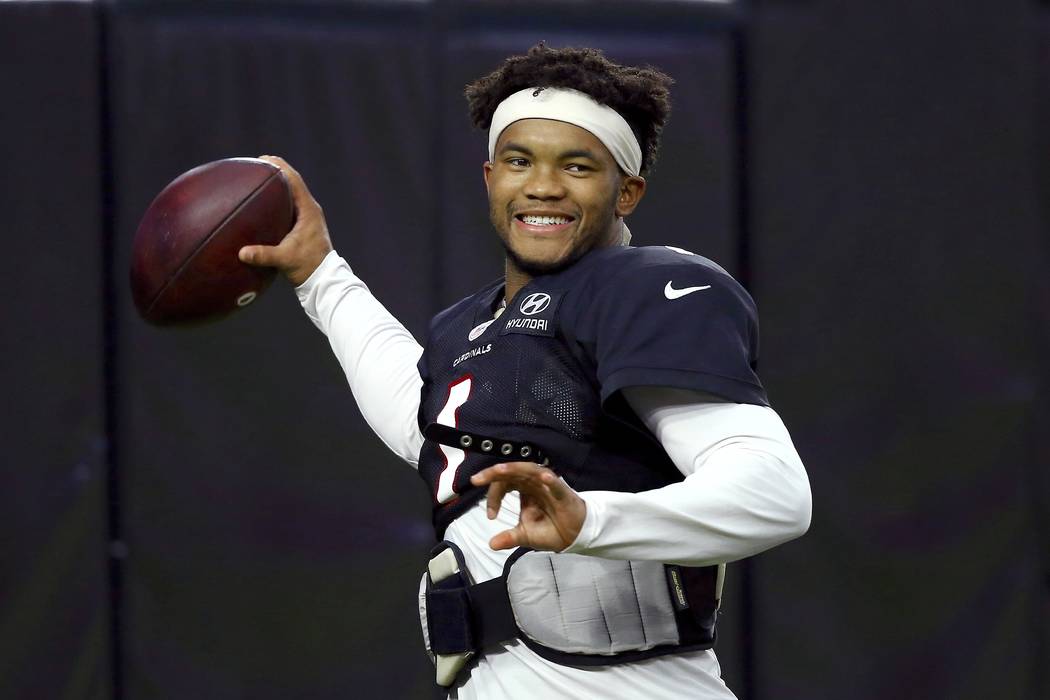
[506,157,530,168]
[565,163,592,173]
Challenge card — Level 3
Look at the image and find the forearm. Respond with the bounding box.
[564,388,811,566]
[296,250,424,466]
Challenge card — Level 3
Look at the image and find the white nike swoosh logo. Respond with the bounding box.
[664,281,711,299]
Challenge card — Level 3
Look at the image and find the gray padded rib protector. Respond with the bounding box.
[507,551,680,655]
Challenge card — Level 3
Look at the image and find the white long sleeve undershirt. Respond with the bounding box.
[566,386,811,566]
[296,251,811,569]
[296,251,425,467]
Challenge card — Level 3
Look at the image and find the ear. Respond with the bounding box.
[483,161,494,194]
[614,176,646,218]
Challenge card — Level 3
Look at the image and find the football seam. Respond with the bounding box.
[145,169,283,317]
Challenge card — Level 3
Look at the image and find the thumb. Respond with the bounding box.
[238,244,284,268]
[489,527,523,551]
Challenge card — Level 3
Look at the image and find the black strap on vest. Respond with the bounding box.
[425,542,518,655]
[424,423,550,466]
[424,542,719,673]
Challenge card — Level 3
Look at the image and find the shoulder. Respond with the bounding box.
[578,245,742,291]
[563,246,767,405]
[590,244,732,274]
[427,278,502,335]
[568,245,754,314]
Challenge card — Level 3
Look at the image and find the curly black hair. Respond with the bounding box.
[465,44,673,176]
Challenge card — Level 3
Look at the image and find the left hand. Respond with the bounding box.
[470,462,587,552]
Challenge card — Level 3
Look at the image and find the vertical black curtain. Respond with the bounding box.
[750,2,1048,698]
[107,5,439,697]
[102,2,741,697]
[3,1,1047,699]
[0,3,110,699]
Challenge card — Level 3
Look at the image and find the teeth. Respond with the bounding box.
[521,215,571,226]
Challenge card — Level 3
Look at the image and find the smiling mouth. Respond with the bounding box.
[514,213,576,229]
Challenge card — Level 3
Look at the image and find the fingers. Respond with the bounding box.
[472,463,586,553]
[485,479,509,520]
[471,462,564,515]
[538,469,572,502]
[243,155,332,285]
[257,154,300,190]
[257,154,320,217]
[472,461,554,487]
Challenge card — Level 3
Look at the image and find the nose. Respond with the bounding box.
[523,165,566,200]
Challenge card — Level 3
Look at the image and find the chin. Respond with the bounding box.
[503,241,583,277]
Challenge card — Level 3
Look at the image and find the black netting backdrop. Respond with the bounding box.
[2,1,1046,699]
[1,3,110,699]
[751,2,1048,698]
[107,6,438,697]
[102,3,740,698]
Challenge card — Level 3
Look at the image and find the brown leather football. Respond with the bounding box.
[130,157,293,325]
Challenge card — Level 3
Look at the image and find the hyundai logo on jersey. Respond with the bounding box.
[502,290,561,337]
[519,293,551,315]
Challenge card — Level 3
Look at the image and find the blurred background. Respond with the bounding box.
[2,0,1048,698]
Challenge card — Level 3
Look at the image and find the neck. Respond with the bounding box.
[502,218,628,302]
[503,261,532,304]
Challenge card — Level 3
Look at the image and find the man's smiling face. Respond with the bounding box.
[483,118,645,277]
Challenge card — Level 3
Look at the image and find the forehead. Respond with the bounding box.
[495,118,615,164]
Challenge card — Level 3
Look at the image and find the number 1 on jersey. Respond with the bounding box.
[435,376,472,504]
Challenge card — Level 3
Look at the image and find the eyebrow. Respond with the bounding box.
[499,142,534,156]
[558,149,600,161]
[499,142,602,162]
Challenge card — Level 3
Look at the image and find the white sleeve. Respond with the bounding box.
[563,386,812,566]
[295,250,425,467]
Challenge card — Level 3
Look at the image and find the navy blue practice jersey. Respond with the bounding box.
[416,245,768,537]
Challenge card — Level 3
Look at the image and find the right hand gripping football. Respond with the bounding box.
[238,155,334,287]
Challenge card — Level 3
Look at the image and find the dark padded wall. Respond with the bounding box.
[1038,0,1050,593]
[107,4,439,697]
[103,2,741,697]
[750,2,1048,698]
[6,1,1048,699]
[0,3,110,699]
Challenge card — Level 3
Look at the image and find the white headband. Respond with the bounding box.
[487,87,643,177]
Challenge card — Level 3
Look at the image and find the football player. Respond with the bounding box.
[240,44,811,700]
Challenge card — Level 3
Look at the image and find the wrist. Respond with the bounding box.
[561,492,600,553]
[289,244,334,287]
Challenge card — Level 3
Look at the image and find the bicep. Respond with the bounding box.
[622,386,802,478]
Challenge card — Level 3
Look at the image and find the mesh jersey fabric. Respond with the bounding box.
[417,245,767,537]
